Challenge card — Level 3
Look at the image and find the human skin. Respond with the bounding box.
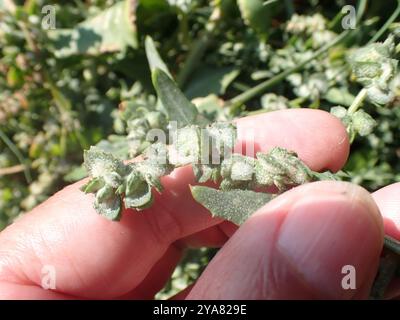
[0,109,399,299]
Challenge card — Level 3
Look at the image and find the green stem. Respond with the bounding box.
[289,97,305,108]
[227,30,351,108]
[356,0,368,22]
[0,129,32,183]
[384,235,400,255]
[370,252,399,299]
[368,0,400,44]
[263,0,279,7]
[328,10,345,29]
[226,0,368,109]
[371,231,400,300]
[348,88,368,114]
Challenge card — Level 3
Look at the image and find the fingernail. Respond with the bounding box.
[277,185,383,299]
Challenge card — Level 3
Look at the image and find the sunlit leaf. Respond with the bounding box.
[152,68,200,127]
[191,186,272,225]
[145,36,171,78]
[48,0,138,57]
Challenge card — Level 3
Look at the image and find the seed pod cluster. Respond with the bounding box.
[82,122,336,220]
[349,36,398,105]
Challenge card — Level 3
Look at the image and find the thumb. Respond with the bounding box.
[187,181,384,299]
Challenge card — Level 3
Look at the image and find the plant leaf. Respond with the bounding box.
[352,110,377,136]
[191,186,273,225]
[96,135,131,160]
[48,0,138,57]
[94,193,122,221]
[64,165,87,183]
[324,88,355,107]
[145,36,171,78]
[152,68,200,127]
[192,94,226,121]
[80,177,103,193]
[124,180,153,209]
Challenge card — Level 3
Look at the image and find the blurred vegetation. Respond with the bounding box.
[0,0,399,298]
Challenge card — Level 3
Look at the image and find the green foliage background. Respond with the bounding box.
[0,0,399,298]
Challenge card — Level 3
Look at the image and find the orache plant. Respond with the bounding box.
[82,34,400,299]
[1,0,400,300]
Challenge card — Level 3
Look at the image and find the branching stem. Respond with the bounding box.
[348,88,368,115]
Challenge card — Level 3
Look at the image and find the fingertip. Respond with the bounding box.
[188,181,383,299]
[275,181,383,299]
[236,109,350,172]
[372,182,400,240]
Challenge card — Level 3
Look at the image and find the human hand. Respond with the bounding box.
[0,109,398,299]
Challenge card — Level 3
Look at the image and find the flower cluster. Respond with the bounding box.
[330,106,376,141]
[286,13,327,36]
[261,93,289,112]
[104,95,167,159]
[330,35,399,142]
[349,35,398,105]
[220,148,337,192]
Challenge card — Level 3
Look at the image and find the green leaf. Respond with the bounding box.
[125,169,143,195]
[191,186,273,225]
[330,107,377,139]
[96,136,131,160]
[80,177,103,193]
[152,68,200,127]
[145,36,172,78]
[330,106,348,119]
[94,193,122,221]
[124,180,153,209]
[325,88,355,107]
[64,165,87,183]
[192,95,226,121]
[352,110,377,136]
[48,0,138,57]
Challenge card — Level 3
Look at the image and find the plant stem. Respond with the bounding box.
[0,164,25,176]
[328,10,345,29]
[384,235,400,255]
[356,0,368,22]
[348,88,368,114]
[0,129,32,183]
[368,0,400,44]
[373,235,400,299]
[370,252,399,299]
[227,30,351,108]
[226,0,369,109]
